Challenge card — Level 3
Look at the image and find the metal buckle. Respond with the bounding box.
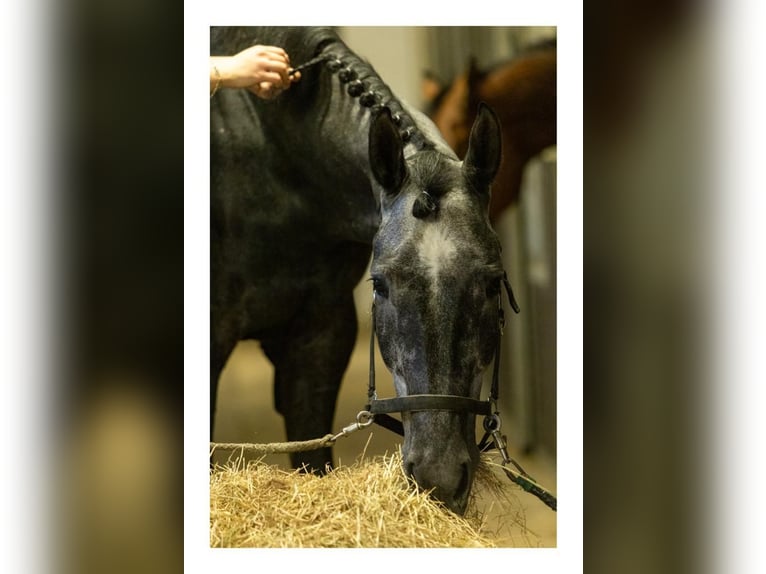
[483,413,511,465]
[331,410,374,442]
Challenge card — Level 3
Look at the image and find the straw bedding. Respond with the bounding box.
[210,451,536,548]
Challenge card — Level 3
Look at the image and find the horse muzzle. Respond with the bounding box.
[400,409,480,515]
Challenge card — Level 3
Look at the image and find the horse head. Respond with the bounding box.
[367,103,503,514]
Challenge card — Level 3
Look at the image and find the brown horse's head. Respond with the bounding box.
[423,45,557,222]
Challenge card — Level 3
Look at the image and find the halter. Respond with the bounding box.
[365,272,520,440]
[362,273,557,512]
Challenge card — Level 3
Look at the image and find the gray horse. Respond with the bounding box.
[211,27,503,515]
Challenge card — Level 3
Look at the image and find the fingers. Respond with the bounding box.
[254,70,287,86]
[259,59,292,87]
[255,45,288,59]
[245,45,292,87]
[249,81,283,100]
[253,46,303,84]
[230,44,301,96]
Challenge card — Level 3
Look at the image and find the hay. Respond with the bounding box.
[210,450,537,548]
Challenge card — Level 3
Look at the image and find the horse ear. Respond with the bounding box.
[369,108,406,192]
[463,102,502,192]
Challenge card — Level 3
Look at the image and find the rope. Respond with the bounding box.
[503,467,558,511]
[210,434,335,455]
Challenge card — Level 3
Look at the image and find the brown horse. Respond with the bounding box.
[424,41,556,222]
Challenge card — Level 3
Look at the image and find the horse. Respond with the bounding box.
[210,27,505,515]
[423,39,556,222]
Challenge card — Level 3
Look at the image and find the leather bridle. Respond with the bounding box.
[360,273,557,512]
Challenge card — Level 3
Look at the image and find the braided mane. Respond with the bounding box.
[210,26,434,152]
[315,39,435,152]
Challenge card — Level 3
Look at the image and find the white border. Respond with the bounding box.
[3,0,52,572]
[185,3,582,571]
[714,1,766,573]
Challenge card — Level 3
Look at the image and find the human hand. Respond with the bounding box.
[211,45,301,100]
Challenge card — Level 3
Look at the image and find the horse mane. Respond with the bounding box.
[210,27,434,153]
[409,151,464,219]
[319,39,434,152]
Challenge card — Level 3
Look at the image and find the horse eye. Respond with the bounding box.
[485,278,501,299]
[372,277,389,299]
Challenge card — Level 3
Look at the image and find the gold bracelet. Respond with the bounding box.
[210,64,222,98]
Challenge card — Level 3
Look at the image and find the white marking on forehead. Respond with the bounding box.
[418,223,458,285]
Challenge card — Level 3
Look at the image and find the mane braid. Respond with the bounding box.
[319,42,435,152]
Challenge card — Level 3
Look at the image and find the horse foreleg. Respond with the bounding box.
[210,332,237,442]
[262,294,358,473]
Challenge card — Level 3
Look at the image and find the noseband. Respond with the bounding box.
[365,272,520,439]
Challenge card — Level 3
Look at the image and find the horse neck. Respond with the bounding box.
[259,37,457,214]
[279,52,453,192]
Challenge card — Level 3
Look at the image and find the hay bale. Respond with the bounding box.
[210,451,536,548]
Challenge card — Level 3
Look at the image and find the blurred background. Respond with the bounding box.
[210,26,559,547]
[14,0,766,571]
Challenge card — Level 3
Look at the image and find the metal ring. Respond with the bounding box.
[356,410,374,427]
[483,413,501,432]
